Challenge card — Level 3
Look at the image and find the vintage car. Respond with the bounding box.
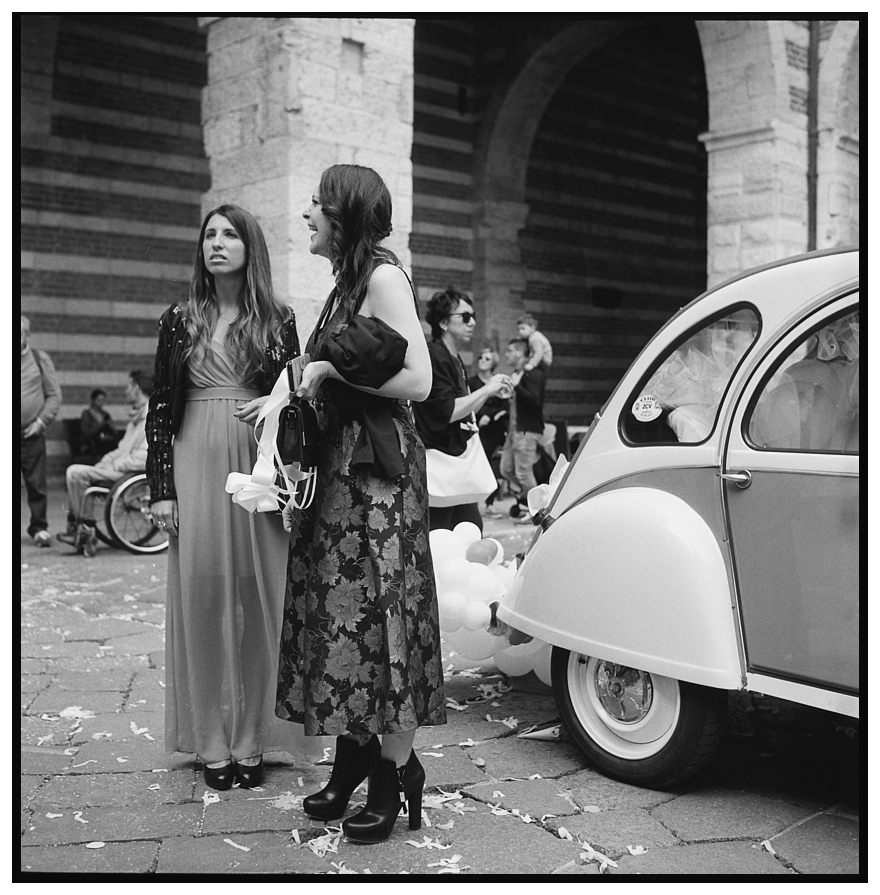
[497,247,859,788]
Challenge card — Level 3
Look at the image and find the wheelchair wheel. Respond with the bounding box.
[104,473,168,554]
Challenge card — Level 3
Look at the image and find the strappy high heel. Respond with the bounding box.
[303,735,380,820]
[342,751,424,844]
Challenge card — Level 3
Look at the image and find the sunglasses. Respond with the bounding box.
[447,312,476,324]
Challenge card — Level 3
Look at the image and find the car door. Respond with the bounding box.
[722,296,859,694]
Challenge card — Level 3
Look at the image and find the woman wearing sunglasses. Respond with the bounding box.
[414,287,512,532]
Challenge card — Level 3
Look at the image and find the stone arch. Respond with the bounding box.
[471,20,643,341]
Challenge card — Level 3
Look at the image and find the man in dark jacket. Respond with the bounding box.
[21,314,62,546]
[500,338,545,522]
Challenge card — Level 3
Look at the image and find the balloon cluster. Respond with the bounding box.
[430,523,553,686]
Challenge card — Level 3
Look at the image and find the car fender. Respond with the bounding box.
[497,486,743,690]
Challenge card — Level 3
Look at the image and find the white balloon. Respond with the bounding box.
[493,563,516,588]
[494,645,535,677]
[453,521,482,547]
[465,538,503,567]
[437,590,467,623]
[444,626,498,661]
[532,641,554,686]
[439,557,472,592]
[439,613,462,634]
[462,600,492,631]
[430,528,465,567]
[464,563,498,603]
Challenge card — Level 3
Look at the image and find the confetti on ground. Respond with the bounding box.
[434,820,454,830]
[224,838,250,852]
[405,836,451,850]
[305,828,342,858]
[421,751,444,758]
[130,722,149,735]
[499,716,519,729]
[64,748,77,756]
[424,789,463,807]
[557,827,574,841]
[493,791,505,798]
[115,757,128,764]
[151,769,168,773]
[36,735,52,746]
[59,706,96,720]
[582,805,600,813]
[489,803,508,816]
[317,747,334,764]
[91,732,113,740]
[71,760,98,768]
[202,791,221,807]
[329,861,357,874]
[458,738,476,747]
[445,699,469,712]
[148,784,161,791]
[46,813,63,819]
[556,792,580,812]
[291,829,301,844]
[428,855,468,873]
[73,812,88,824]
[761,840,777,856]
[270,792,304,810]
[579,842,618,872]
[85,842,105,849]
[472,758,485,767]
[627,845,647,856]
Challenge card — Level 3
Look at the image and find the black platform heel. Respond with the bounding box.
[303,735,380,820]
[342,751,425,844]
[234,757,264,789]
[203,761,235,791]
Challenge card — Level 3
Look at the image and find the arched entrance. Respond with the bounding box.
[473,19,708,424]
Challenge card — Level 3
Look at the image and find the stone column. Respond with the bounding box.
[700,121,809,287]
[199,17,415,335]
[471,199,530,356]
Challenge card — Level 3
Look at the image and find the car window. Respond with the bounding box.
[747,307,859,454]
[624,307,759,444]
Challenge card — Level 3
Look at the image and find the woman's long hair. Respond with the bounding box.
[185,204,289,382]
[314,164,400,330]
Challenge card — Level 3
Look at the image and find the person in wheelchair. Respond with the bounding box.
[58,370,154,551]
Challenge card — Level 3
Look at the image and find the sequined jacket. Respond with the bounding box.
[145,302,301,503]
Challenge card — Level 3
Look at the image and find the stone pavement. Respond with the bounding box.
[21,484,862,878]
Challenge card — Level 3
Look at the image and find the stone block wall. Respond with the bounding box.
[200,17,416,339]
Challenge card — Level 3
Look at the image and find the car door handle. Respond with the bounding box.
[721,469,752,489]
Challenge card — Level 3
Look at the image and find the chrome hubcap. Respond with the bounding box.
[594,662,653,723]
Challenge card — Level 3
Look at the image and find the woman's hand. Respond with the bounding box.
[486,373,513,399]
[296,360,334,400]
[150,499,179,538]
[234,395,269,426]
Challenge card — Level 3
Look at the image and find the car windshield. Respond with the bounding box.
[625,307,759,444]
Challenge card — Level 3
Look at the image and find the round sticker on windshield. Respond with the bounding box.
[632,394,661,421]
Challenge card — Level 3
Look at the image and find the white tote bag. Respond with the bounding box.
[425,433,497,508]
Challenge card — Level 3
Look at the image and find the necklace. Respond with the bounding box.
[218,308,239,326]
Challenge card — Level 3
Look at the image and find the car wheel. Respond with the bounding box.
[551,648,726,788]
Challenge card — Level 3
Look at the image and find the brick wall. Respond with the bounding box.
[20,14,208,473]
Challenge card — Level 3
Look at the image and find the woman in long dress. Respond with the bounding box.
[147,204,311,790]
[275,164,446,843]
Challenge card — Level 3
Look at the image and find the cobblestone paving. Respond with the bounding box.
[21,487,861,877]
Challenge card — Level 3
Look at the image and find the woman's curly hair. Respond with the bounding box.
[315,165,400,326]
[424,287,473,341]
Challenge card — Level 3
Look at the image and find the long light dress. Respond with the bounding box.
[165,331,316,764]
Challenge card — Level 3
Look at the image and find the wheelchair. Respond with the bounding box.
[68,472,169,557]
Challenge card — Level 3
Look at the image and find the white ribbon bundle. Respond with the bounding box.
[225,366,315,514]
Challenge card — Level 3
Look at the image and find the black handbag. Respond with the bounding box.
[276,360,320,506]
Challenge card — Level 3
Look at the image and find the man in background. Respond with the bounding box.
[58,370,154,545]
[21,314,62,547]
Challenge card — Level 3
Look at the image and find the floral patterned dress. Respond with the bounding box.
[275,287,447,738]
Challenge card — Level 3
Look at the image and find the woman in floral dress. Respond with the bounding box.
[276,164,446,844]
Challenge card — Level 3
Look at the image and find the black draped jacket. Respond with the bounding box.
[145,302,301,503]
